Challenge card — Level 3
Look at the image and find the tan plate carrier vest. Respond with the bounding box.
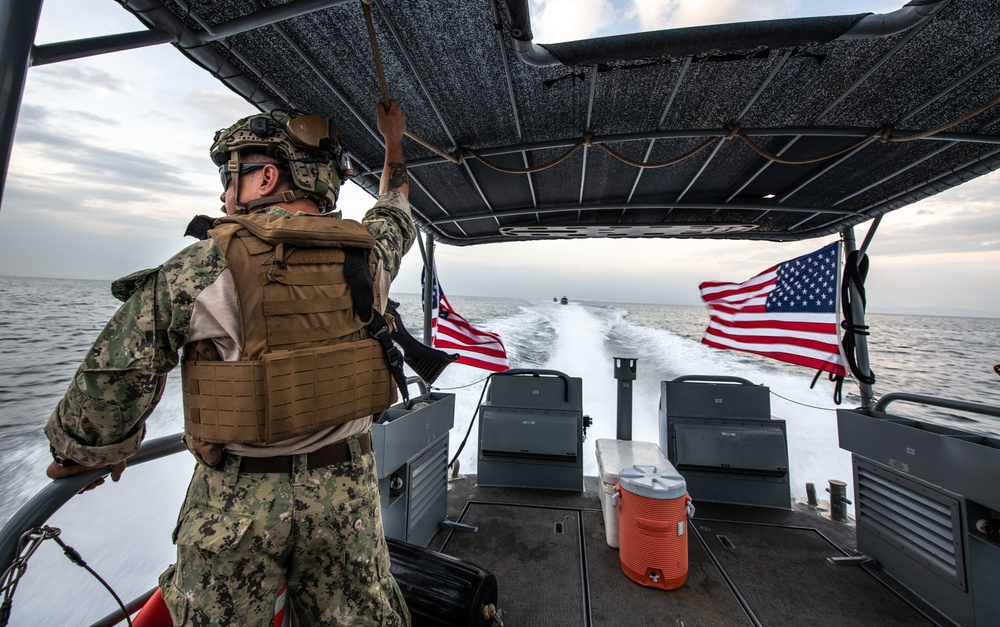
[181,213,396,448]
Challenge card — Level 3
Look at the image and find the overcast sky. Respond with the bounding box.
[3,0,999,316]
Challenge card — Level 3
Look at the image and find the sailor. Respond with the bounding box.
[43,101,415,626]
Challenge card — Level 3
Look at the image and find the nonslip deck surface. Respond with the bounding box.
[431,477,944,626]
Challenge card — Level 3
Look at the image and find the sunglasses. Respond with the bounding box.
[219,162,287,190]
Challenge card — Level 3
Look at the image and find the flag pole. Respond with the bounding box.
[421,232,436,347]
[842,227,874,407]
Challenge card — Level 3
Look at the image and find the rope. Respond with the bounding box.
[360,0,390,108]
[51,535,133,627]
[359,0,461,165]
[447,375,494,469]
[405,131,462,164]
[886,92,1000,143]
[430,374,492,390]
[730,123,887,165]
[463,138,587,174]
[769,390,838,412]
[1,527,59,626]
[840,250,876,386]
[595,136,718,168]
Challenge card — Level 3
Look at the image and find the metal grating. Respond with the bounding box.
[856,461,966,591]
[407,438,449,545]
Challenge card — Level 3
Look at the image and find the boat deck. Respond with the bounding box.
[428,475,951,627]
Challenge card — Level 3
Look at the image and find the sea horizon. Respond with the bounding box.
[4,274,999,320]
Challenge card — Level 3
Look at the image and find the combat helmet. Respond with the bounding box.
[211,111,350,214]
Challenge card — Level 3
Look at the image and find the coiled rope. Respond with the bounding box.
[358,0,1000,175]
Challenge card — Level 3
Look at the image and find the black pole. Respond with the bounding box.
[614,357,636,440]
[0,0,44,212]
[422,232,435,346]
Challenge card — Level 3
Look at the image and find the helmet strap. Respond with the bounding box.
[243,189,308,213]
[225,156,253,215]
[229,154,308,214]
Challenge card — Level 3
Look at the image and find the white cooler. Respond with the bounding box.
[595,438,672,548]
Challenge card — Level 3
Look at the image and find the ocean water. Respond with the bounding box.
[0,275,998,624]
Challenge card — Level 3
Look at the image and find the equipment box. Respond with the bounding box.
[478,370,584,491]
[660,376,790,509]
[373,393,455,546]
[373,393,454,479]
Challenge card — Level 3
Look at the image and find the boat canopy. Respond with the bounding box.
[5,0,1000,246]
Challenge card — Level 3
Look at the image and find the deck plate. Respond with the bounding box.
[433,478,944,626]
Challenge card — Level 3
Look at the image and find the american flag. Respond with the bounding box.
[699,242,847,376]
[423,271,510,372]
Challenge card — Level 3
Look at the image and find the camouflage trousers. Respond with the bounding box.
[159,435,410,627]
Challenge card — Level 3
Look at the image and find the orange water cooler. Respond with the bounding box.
[615,464,692,590]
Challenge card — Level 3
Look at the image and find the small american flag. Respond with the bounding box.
[423,271,509,372]
[699,242,847,376]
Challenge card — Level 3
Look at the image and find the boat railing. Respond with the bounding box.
[0,373,431,626]
[0,433,187,627]
[871,392,1000,419]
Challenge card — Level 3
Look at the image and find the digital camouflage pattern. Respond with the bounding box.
[45,167,415,625]
[159,439,410,627]
[44,194,414,467]
[43,238,225,466]
[363,191,415,281]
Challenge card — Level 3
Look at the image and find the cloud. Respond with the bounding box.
[0,208,193,281]
[862,172,1000,256]
[622,0,910,32]
[11,103,203,198]
[530,0,618,42]
[625,0,799,30]
[30,63,130,95]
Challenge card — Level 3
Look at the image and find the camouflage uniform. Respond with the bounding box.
[45,194,415,626]
[159,438,407,626]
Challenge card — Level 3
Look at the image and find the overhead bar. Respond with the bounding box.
[199,0,354,42]
[123,0,286,111]
[503,0,949,68]
[779,45,1000,205]
[833,113,1000,207]
[578,69,599,213]
[31,30,175,66]
[373,0,457,151]
[368,0,490,229]
[840,0,949,39]
[490,0,538,219]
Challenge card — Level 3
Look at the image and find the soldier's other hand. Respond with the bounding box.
[376,100,406,144]
[47,459,127,493]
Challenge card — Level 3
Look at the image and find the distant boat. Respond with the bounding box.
[560,296,568,305]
